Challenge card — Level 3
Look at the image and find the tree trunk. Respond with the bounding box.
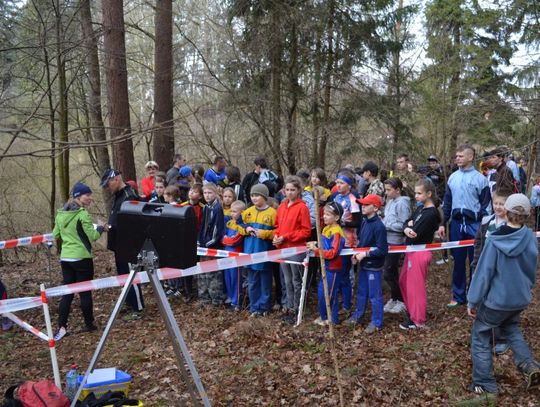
[102,0,136,181]
[54,0,69,201]
[285,21,298,174]
[318,0,335,168]
[311,33,322,168]
[270,6,282,174]
[448,22,461,159]
[152,0,174,170]
[80,0,110,175]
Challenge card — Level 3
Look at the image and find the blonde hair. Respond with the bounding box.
[231,200,246,211]
[222,187,237,201]
[202,182,219,193]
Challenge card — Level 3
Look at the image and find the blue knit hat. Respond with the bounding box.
[179,165,192,178]
[72,182,92,198]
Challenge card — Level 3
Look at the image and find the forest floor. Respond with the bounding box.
[1,248,540,406]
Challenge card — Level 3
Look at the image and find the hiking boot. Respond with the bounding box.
[383,299,395,313]
[281,314,296,325]
[364,323,380,334]
[389,300,407,314]
[519,361,540,390]
[54,327,68,341]
[494,342,510,355]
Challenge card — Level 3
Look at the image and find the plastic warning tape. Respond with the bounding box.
[0,246,307,314]
[4,312,49,341]
[0,233,54,250]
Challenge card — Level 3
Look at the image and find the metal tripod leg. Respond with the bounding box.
[147,268,211,407]
[70,267,139,406]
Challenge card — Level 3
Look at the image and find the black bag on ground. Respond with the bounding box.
[79,390,140,407]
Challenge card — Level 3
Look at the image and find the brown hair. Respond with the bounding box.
[164,185,180,201]
[384,177,403,192]
[284,175,303,191]
[506,211,528,225]
[310,168,328,187]
[415,178,440,207]
[222,187,237,201]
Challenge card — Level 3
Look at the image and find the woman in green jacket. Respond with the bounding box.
[53,182,106,341]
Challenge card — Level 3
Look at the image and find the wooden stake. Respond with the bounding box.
[313,188,345,407]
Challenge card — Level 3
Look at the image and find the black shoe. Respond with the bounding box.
[468,383,497,395]
[82,324,98,332]
[281,314,296,325]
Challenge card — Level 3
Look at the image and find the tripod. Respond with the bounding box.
[71,240,211,406]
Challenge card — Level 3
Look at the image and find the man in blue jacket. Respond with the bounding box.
[467,193,540,394]
[439,144,491,307]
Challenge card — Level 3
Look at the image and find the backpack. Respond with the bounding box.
[4,380,69,407]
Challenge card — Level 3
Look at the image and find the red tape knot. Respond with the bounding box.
[48,339,55,348]
[40,291,48,304]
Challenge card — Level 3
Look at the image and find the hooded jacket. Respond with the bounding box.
[275,199,312,248]
[53,202,102,259]
[467,225,538,311]
[383,195,411,244]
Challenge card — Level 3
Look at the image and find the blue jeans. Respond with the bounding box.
[471,304,535,392]
[247,268,272,313]
[318,270,342,324]
[352,268,383,327]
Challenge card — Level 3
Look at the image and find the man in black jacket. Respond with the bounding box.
[100,169,144,318]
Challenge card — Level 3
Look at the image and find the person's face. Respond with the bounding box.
[222,190,235,207]
[203,189,217,203]
[176,157,186,167]
[323,208,340,226]
[311,173,321,186]
[106,176,121,193]
[250,193,265,208]
[361,203,377,216]
[362,170,371,181]
[164,192,173,203]
[493,196,507,218]
[455,149,474,168]
[396,158,408,171]
[335,178,351,194]
[254,164,262,174]
[414,185,431,203]
[489,155,502,167]
[231,207,242,220]
[285,183,301,201]
[428,160,439,169]
[155,183,165,196]
[384,184,400,199]
[77,193,93,208]
[217,159,227,171]
[146,166,158,177]
[189,189,201,202]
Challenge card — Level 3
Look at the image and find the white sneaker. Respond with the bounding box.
[383,299,396,313]
[389,300,407,314]
[313,317,328,326]
[436,258,448,265]
[54,327,67,341]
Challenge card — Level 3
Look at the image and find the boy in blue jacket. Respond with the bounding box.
[468,193,540,394]
[346,194,388,333]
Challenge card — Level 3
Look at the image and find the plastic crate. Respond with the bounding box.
[77,369,131,400]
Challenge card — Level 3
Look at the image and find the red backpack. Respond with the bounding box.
[5,380,69,407]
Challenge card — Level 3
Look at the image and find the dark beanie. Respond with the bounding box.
[72,182,92,198]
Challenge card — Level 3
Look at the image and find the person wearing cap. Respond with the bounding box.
[140,160,159,200]
[485,147,517,196]
[100,168,144,318]
[439,144,491,308]
[52,182,107,341]
[307,201,345,326]
[177,165,193,202]
[345,194,388,333]
[467,193,540,394]
[240,183,276,316]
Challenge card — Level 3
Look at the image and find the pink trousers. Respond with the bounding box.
[399,251,432,326]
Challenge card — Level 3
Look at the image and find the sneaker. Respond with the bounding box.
[272,303,282,311]
[399,319,422,330]
[54,327,67,341]
[123,311,143,321]
[313,317,328,326]
[494,342,510,355]
[383,299,396,313]
[82,323,98,332]
[2,319,13,331]
[250,311,268,318]
[526,370,540,391]
[345,317,359,326]
[388,300,407,314]
[468,383,497,395]
[281,314,296,325]
[165,288,175,297]
[446,300,463,309]
[364,323,380,334]
[436,258,449,265]
[224,298,232,304]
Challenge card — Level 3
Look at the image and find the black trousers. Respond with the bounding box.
[58,259,94,328]
[115,258,145,312]
[383,252,404,302]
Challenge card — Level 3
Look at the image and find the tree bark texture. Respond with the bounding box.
[102,0,136,181]
[152,0,174,170]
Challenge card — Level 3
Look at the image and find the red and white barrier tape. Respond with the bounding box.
[4,312,49,342]
[0,233,53,250]
[0,246,307,314]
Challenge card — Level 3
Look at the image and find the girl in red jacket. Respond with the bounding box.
[273,175,312,324]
